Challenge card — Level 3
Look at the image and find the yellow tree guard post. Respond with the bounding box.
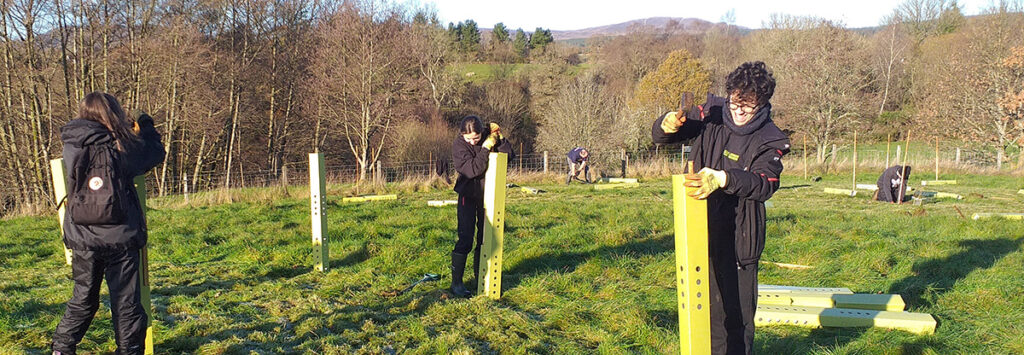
[479,153,508,299]
[758,285,853,294]
[593,182,640,190]
[133,176,155,355]
[599,177,639,183]
[427,200,457,207]
[309,153,329,272]
[823,188,857,197]
[758,291,906,311]
[971,213,1024,221]
[50,159,73,265]
[921,180,957,186]
[754,305,936,335]
[342,194,397,203]
[672,174,711,355]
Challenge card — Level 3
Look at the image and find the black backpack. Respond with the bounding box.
[63,142,131,225]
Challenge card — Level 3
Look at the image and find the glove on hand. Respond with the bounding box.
[482,134,499,150]
[489,123,503,140]
[685,167,728,200]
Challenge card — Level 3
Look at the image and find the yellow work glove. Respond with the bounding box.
[489,123,503,140]
[482,134,499,150]
[685,167,728,200]
[660,112,683,134]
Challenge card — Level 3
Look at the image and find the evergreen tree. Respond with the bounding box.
[529,27,554,50]
[513,28,529,58]
[460,19,481,53]
[492,22,509,42]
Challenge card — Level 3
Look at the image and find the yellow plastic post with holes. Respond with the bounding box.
[673,172,711,355]
[478,152,507,299]
[309,153,329,272]
[133,176,155,354]
[50,159,74,265]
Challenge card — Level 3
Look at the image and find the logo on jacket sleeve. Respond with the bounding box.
[88,176,104,191]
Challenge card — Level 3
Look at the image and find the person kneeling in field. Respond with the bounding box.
[652,61,790,355]
[450,116,514,297]
[52,92,165,355]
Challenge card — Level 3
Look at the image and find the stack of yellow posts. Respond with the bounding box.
[754,285,936,335]
[594,177,640,190]
[1017,189,1023,195]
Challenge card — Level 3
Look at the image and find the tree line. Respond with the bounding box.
[1,0,1023,215]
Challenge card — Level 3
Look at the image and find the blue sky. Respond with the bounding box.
[423,0,996,30]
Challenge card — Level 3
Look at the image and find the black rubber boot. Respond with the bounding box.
[449,252,472,297]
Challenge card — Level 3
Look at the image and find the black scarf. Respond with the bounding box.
[723,102,772,136]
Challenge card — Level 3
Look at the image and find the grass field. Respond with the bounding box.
[1,171,1023,354]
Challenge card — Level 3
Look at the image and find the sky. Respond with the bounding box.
[423,0,996,30]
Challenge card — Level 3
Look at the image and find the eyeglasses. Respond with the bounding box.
[729,101,758,114]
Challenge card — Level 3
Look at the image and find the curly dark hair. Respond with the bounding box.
[725,61,775,106]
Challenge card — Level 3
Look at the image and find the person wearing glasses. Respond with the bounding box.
[651,61,790,355]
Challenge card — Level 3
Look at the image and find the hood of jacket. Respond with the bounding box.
[61,119,113,147]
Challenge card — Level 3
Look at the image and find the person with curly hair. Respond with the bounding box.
[651,61,790,355]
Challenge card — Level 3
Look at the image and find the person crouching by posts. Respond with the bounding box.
[652,61,790,355]
[450,115,514,297]
[566,147,591,184]
[52,92,165,355]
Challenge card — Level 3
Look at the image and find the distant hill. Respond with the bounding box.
[549,17,745,40]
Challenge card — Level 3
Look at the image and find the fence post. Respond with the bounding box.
[955,148,961,166]
[681,145,685,169]
[621,149,628,178]
[997,150,1003,170]
[543,151,548,173]
[895,145,902,166]
[309,153,329,272]
[479,152,508,299]
[183,175,189,205]
[673,166,711,355]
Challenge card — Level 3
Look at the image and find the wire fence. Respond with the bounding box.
[2,143,1021,218]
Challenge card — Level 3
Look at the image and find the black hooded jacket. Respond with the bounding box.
[60,119,165,250]
[452,130,514,199]
[652,94,791,267]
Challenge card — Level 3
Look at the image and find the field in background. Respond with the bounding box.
[1,172,1022,354]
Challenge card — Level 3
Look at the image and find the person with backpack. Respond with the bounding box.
[52,92,165,355]
[450,116,514,297]
[652,62,790,355]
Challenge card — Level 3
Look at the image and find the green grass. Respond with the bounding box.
[1,172,1023,354]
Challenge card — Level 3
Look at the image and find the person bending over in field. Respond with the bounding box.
[450,116,514,297]
[566,147,591,184]
[52,92,165,355]
[652,61,790,355]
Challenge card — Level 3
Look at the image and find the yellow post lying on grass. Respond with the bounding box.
[758,285,853,294]
[593,182,640,190]
[50,159,73,265]
[309,153,329,272]
[672,173,711,355]
[479,153,507,300]
[599,177,639,183]
[757,291,906,311]
[971,213,1024,221]
[342,194,397,203]
[132,176,155,355]
[754,304,936,335]
[427,200,457,207]
[921,180,957,186]
[823,188,857,197]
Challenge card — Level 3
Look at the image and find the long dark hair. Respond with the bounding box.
[78,92,139,151]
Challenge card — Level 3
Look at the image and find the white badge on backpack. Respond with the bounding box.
[89,176,104,191]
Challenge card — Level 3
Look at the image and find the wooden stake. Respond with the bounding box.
[886,133,891,168]
[852,131,858,191]
[803,135,808,180]
[898,132,912,205]
[934,137,939,181]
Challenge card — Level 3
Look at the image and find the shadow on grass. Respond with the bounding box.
[332,243,370,269]
[502,233,673,290]
[778,184,812,190]
[887,237,1023,308]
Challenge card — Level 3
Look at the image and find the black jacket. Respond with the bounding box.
[452,131,514,199]
[60,119,165,250]
[652,94,790,267]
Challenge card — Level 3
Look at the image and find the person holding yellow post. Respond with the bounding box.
[652,62,790,355]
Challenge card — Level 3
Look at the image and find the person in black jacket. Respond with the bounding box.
[652,62,790,355]
[52,92,165,355]
[450,115,513,297]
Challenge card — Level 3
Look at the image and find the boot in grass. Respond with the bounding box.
[449,252,472,297]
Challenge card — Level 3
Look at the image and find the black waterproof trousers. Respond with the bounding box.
[53,248,147,355]
[454,195,485,255]
[709,252,758,355]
